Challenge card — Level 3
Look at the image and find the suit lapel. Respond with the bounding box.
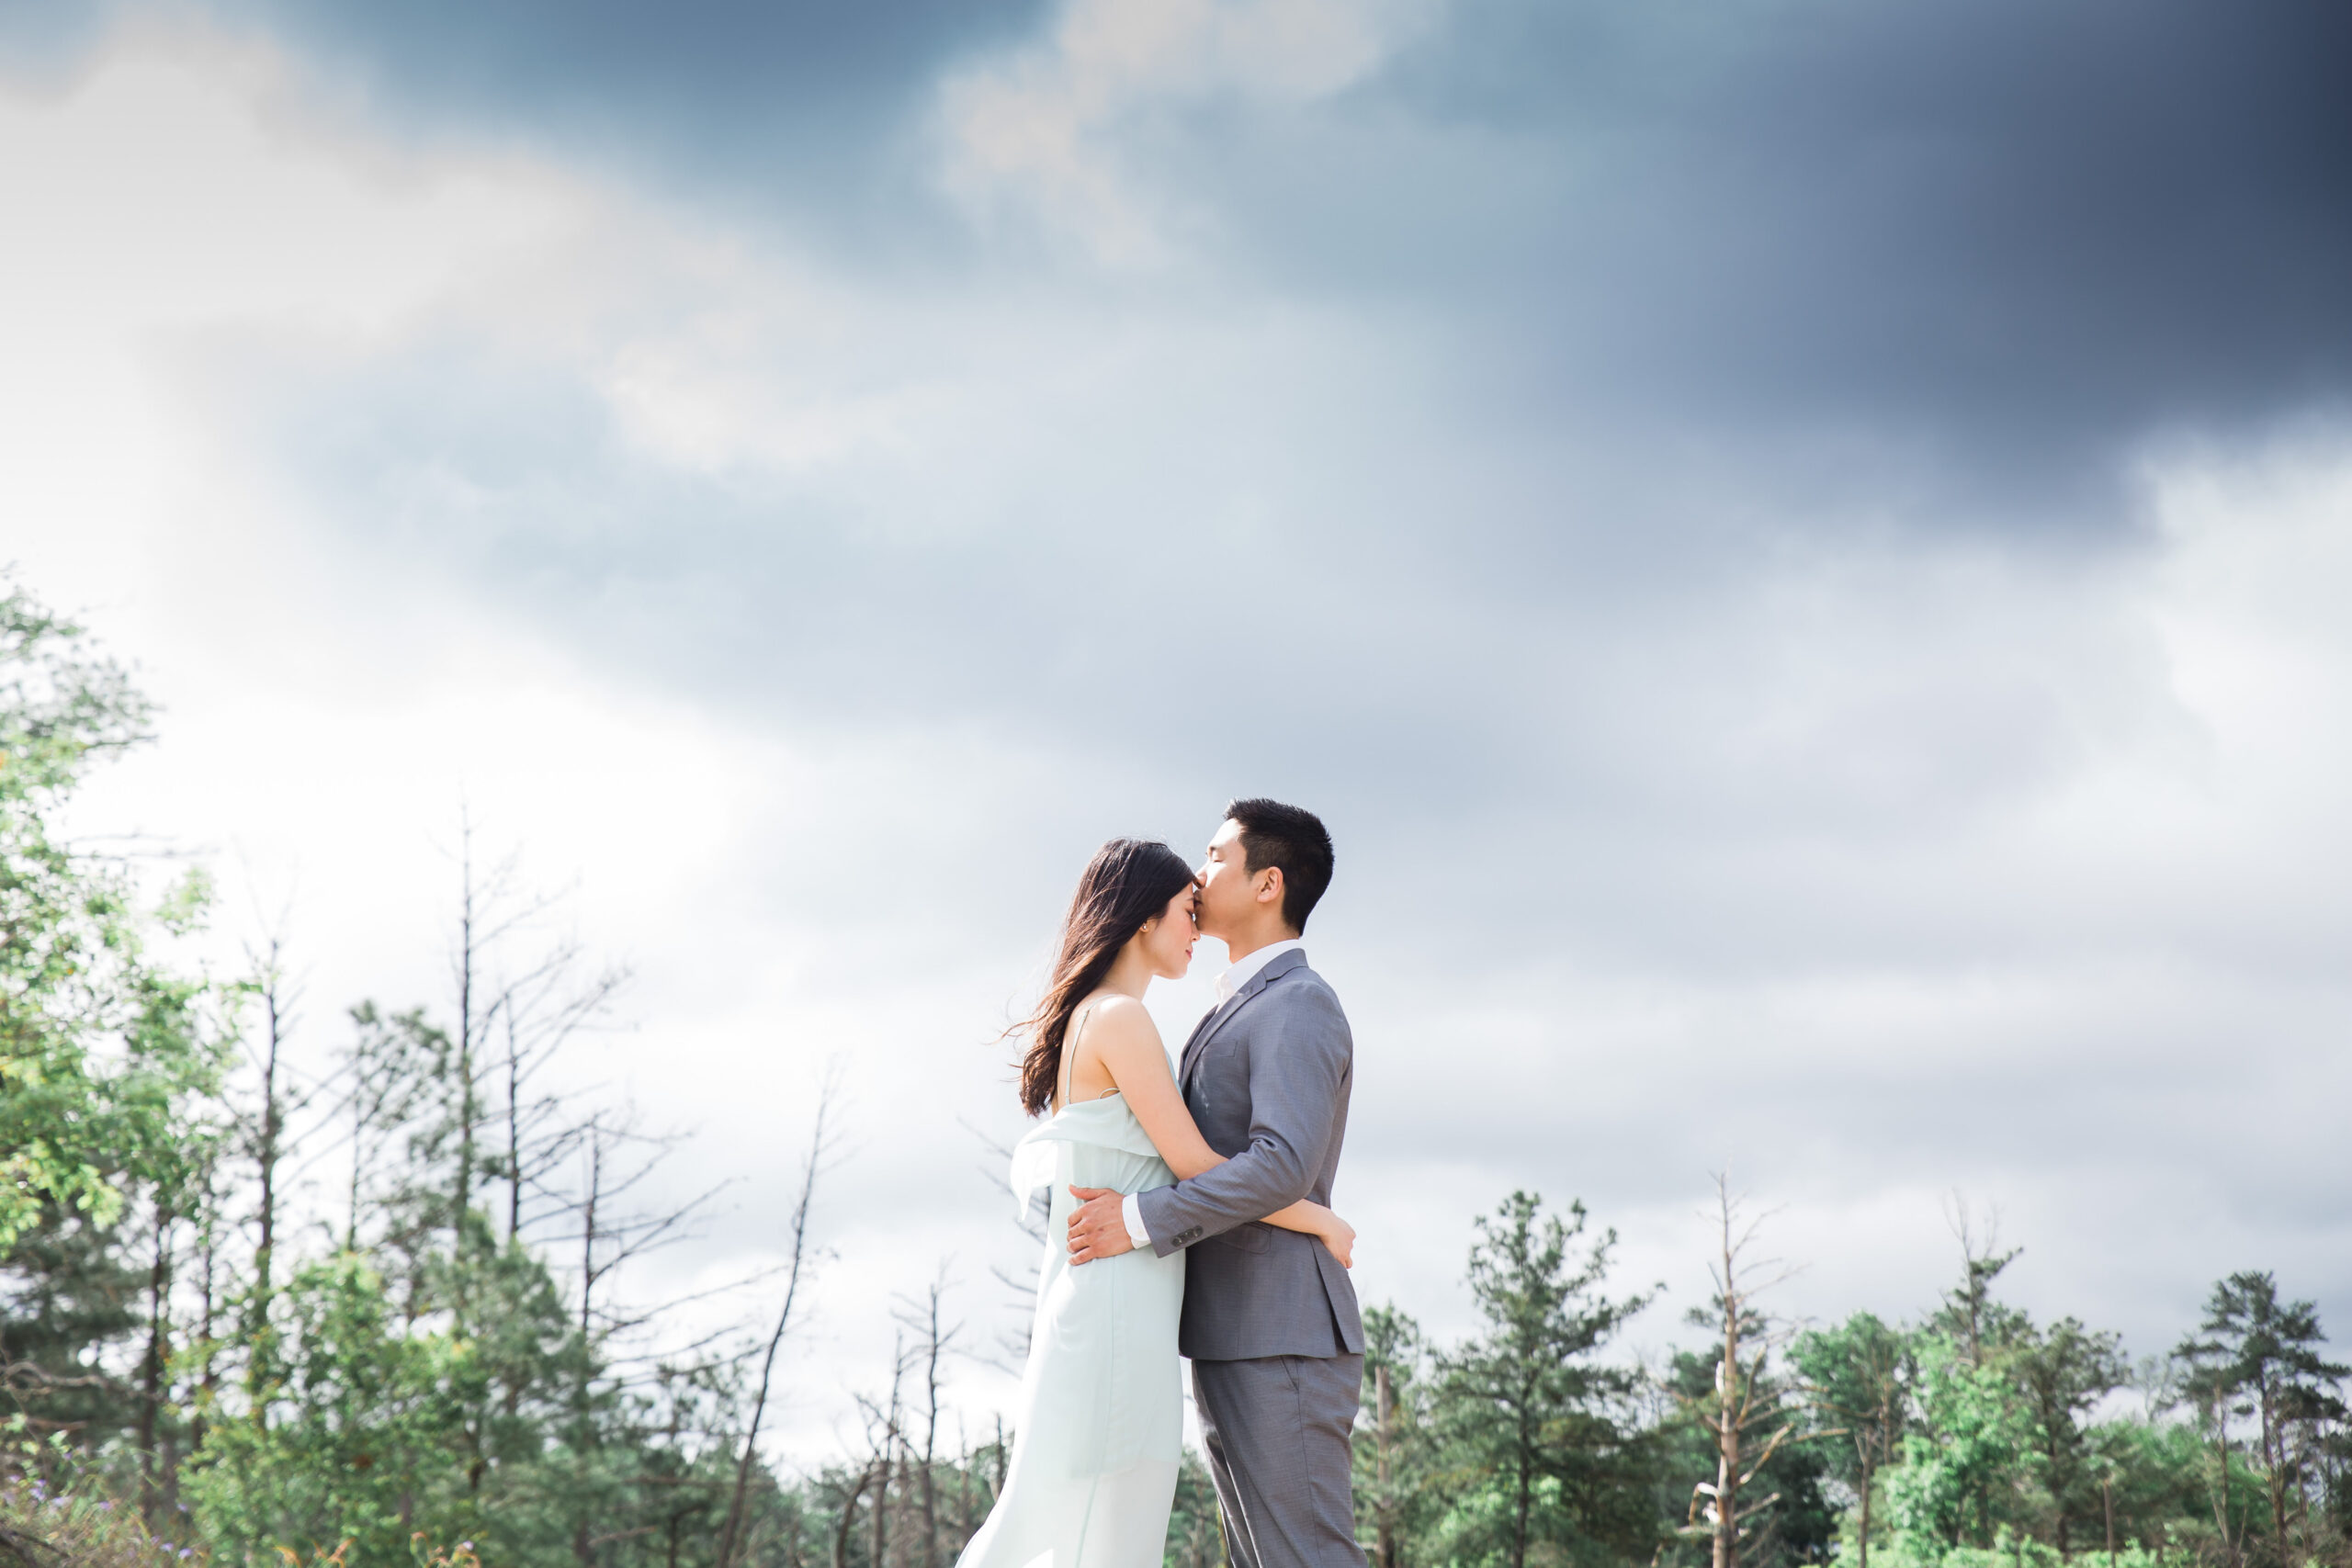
[1180,948,1308,1089]
[1178,994,1245,1090]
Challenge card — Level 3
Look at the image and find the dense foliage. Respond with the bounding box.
[3,578,2348,1568]
[1354,1209,2350,1568]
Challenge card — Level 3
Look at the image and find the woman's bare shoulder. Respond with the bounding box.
[1081,992,1165,1050]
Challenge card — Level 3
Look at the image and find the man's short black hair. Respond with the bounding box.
[1223,797,1334,933]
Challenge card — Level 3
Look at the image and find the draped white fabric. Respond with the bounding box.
[957,1097,1185,1568]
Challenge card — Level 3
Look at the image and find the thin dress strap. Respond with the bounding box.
[1057,1001,1094,1114]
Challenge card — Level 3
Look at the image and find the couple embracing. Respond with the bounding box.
[957,799,1366,1568]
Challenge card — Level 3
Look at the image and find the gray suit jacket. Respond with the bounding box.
[1135,948,1364,1362]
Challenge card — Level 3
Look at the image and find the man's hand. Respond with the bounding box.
[1067,1186,1136,1265]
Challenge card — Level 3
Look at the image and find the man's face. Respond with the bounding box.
[1195,818,1260,942]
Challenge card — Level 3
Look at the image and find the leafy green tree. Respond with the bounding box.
[2011,1318,2127,1559]
[185,1252,479,1566]
[0,584,229,1521]
[0,583,224,1255]
[1883,1333,2035,1555]
[1791,1313,1913,1568]
[1430,1190,1658,1568]
[2084,1410,2212,1561]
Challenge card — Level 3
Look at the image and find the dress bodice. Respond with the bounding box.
[1007,1094,1175,1213]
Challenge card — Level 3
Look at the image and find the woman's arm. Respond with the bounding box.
[1084,999,1353,1266]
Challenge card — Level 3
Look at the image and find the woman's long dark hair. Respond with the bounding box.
[1012,838,1197,1116]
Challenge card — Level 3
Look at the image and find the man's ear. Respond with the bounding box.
[1257,867,1284,906]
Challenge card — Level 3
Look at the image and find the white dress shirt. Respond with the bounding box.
[1119,941,1306,1249]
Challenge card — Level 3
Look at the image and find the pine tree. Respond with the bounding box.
[2177,1273,2350,1566]
[1431,1190,1658,1568]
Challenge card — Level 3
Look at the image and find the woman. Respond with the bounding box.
[956,839,1355,1568]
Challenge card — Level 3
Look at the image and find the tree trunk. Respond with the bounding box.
[719,1087,834,1568]
[1715,1244,1741,1568]
[137,1203,172,1524]
[2262,1377,2288,1558]
[457,852,479,1284]
[1858,1452,1875,1568]
[506,1009,524,1244]
[1512,1400,1534,1568]
[921,1337,941,1568]
[251,965,284,1413]
[832,1468,874,1568]
[193,1206,217,1459]
[2210,1418,2236,1568]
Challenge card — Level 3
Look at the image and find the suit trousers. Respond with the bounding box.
[1192,1352,1368,1568]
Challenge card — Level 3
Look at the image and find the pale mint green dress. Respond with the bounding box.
[956,1091,1187,1568]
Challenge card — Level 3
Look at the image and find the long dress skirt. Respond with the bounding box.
[956,1098,1186,1568]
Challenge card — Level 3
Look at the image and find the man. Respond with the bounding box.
[1066,797,1365,1568]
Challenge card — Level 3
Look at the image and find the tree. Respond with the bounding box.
[1901,1208,2033,1550]
[894,1270,962,1568]
[2177,1272,2350,1566]
[1930,1200,2030,1372]
[1432,1190,1657,1568]
[1883,1333,2035,1555]
[1791,1314,1911,1568]
[2012,1317,2128,1558]
[1164,1447,1226,1568]
[1680,1178,1814,1568]
[184,1251,479,1567]
[1354,1304,1439,1568]
[0,583,226,1514]
[718,1078,839,1568]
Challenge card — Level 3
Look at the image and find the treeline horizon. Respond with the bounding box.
[4,576,2347,1568]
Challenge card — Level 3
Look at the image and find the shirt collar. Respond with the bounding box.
[1214,938,1305,1004]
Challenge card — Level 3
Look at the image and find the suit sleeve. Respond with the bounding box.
[1133,984,1350,1258]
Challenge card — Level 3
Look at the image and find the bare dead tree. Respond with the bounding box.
[960,1117,1046,1371]
[954,1415,977,1544]
[718,1071,842,1568]
[333,1001,433,1251]
[895,1269,962,1567]
[490,931,628,1247]
[239,921,315,1411]
[1686,1172,1803,1568]
[433,811,571,1293]
[831,1464,877,1568]
[563,1108,729,1348]
[858,1348,908,1568]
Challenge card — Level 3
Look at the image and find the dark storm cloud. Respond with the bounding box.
[1208,0,2352,513]
[191,1,2352,923]
[30,0,2347,500]
[210,0,2352,512]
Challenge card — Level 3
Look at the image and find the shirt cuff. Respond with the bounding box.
[1121,1192,1153,1250]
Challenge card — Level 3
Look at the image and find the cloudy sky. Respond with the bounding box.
[6,0,2351,1462]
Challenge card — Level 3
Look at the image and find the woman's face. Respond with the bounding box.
[1137,884,1201,980]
